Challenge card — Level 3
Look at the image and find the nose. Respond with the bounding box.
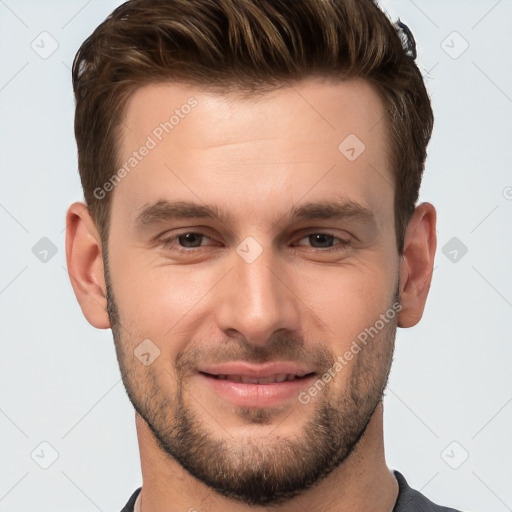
[214,244,301,346]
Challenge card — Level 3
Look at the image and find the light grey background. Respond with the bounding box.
[1,1,511,511]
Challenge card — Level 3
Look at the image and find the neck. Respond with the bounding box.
[135,401,398,512]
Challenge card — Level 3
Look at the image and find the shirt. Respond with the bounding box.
[120,470,464,511]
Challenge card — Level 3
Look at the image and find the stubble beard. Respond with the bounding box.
[104,250,398,506]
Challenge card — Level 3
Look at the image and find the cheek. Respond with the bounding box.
[295,262,397,346]
[109,249,219,342]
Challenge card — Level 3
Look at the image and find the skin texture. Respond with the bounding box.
[66,77,436,511]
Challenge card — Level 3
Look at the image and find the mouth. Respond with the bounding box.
[196,362,318,408]
[200,372,315,384]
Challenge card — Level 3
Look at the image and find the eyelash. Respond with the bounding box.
[159,231,351,254]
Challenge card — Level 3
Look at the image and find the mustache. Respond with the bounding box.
[173,332,337,377]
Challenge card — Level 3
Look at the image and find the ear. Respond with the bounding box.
[65,202,111,329]
[397,202,437,328]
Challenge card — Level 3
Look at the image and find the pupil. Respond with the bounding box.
[310,234,333,248]
[179,233,202,247]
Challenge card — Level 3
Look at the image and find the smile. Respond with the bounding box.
[206,373,313,384]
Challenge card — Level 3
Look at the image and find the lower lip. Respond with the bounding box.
[197,373,317,408]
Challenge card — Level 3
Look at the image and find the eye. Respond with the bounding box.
[295,232,351,250]
[161,232,214,251]
[158,230,351,255]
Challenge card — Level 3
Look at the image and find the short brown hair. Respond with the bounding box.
[72,0,433,253]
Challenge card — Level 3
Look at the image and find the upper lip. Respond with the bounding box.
[198,361,315,378]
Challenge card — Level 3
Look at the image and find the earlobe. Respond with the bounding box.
[65,202,111,329]
[397,202,437,328]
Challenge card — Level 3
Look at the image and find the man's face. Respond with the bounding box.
[105,78,400,505]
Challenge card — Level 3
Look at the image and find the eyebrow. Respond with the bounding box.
[134,199,376,229]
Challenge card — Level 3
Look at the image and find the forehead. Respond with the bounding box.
[120,77,388,152]
[113,77,392,228]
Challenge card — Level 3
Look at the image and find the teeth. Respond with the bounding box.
[241,376,262,384]
[214,373,304,384]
